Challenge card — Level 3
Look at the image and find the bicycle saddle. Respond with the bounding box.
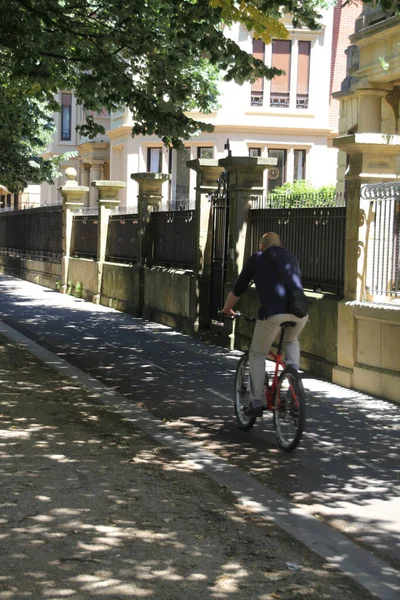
[281,321,296,328]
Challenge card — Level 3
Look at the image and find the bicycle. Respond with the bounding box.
[222,311,306,452]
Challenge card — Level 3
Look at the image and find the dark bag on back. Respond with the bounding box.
[286,288,310,319]
[264,252,310,319]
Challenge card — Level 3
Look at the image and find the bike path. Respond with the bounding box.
[0,274,399,573]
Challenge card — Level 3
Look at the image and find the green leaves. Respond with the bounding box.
[0,0,329,189]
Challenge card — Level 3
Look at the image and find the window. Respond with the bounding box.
[171,147,190,209]
[249,148,261,158]
[268,149,287,191]
[61,93,72,141]
[294,150,306,181]
[250,37,312,110]
[251,39,265,106]
[197,147,213,159]
[270,40,292,108]
[147,147,162,173]
[297,41,311,109]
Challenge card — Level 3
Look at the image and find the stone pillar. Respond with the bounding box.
[89,162,103,207]
[332,133,400,389]
[334,133,400,302]
[209,157,276,348]
[218,157,276,284]
[81,163,91,207]
[57,167,89,294]
[357,90,387,133]
[187,159,224,331]
[91,180,126,303]
[131,173,170,308]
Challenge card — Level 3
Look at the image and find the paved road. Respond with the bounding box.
[0,274,399,570]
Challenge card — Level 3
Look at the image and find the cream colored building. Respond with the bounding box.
[332,3,400,401]
[37,95,111,207]
[109,6,359,209]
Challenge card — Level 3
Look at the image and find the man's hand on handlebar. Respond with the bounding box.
[219,309,238,319]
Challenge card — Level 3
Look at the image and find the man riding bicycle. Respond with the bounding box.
[221,232,308,417]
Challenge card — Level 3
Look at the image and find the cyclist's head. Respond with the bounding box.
[260,232,281,250]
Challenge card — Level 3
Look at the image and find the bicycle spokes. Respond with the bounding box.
[273,367,305,452]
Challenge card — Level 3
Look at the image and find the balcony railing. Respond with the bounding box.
[250,91,263,107]
[270,92,290,108]
[296,94,309,109]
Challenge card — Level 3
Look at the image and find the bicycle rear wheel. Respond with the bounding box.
[234,353,256,431]
[273,366,305,452]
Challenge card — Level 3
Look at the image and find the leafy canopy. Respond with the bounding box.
[1,0,330,191]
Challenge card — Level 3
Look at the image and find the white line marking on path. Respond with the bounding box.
[206,388,232,403]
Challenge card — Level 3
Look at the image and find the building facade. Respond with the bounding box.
[108,3,361,209]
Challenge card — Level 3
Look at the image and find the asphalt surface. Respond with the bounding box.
[0,274,399,575]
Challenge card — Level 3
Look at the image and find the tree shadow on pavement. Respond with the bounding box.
[0,336,376,600]
[0,274,399,574]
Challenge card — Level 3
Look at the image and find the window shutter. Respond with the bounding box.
[297,41,311,108]
[270,40,291,107]
[251,38,265,106]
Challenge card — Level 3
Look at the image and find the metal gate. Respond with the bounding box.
[209,170,230,321]
[361,182,400,297]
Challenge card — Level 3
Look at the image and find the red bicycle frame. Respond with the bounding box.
[265,348,298,410]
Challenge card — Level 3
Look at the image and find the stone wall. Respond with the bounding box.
[0,255,61,289]
[333,301,400,402]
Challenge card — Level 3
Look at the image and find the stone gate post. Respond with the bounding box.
[91,180,126,303]
[58,167,89,294]
[187,159,223,331]
[218,157,276,348]
[131,173,170,310]
[219,157,276,284]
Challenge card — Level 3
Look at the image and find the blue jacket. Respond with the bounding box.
[232,246,303,319]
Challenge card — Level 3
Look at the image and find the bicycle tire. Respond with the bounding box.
[273,366,305,452]
[233,353,256,431]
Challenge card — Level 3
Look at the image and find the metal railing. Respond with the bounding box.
[75,207,99,216]
[250,206,346,294]
[250,91,264,107]
[296,94,309,109]
[106,213,139,263]
[250,191,345,209]
[173,198,195,211]
[151,210,196,269]
[270,92,290,108]
[361,182,400,298]
[0,206,62,260]
[109,205,137,215]
[71,214,98,259]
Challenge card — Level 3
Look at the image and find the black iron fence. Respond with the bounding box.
[362,182,400,298]
[0,206,62,260]
[71,215,98,259]
[151,210,196,269]
[106,213,139,263]
[250,206,346,294]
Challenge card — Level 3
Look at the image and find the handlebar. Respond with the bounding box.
[217,310,257,323]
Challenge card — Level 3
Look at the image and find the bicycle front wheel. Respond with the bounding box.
[234,353,256,431]
[273,366,305,452]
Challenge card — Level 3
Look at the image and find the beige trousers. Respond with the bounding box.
[248,313,308,406]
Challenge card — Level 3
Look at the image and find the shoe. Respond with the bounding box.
[243,404,264,418]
